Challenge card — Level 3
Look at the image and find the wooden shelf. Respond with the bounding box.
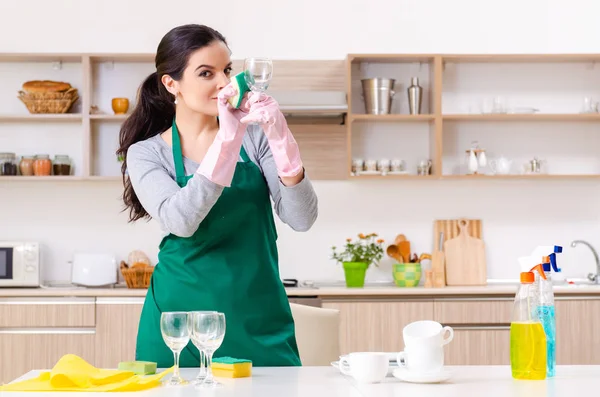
[441,54,600,63]
[350,174,436,180]
[0,176,123,181]
[90,114,127,121]
[0,114,82,122]
[0,176,84,181]
[441,174,600,180]
[350,114,435,122]
[349,54,436,63]
[2,52,600,183]
[86,176,121,181]
[443,113,600,122]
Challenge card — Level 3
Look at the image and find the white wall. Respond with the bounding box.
[1,0,600,284]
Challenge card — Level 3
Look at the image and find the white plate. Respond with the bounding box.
[392,367,452,383]
[331,354,397,377]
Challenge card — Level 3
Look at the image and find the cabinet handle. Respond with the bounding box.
[96,297,145,305]
[450,325,510,330]
[0,328,96,335]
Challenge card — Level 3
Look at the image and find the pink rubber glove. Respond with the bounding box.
[196,84,248,187]
[240,92,303,178]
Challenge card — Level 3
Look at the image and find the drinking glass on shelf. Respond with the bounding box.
[187,311,216,385]
[190,311,226,388]
[244,57,273,94]
[160,311,190,386]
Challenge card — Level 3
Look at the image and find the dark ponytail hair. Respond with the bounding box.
[117,24,227,222]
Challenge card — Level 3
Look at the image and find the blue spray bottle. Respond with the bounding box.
[534,246,562,378]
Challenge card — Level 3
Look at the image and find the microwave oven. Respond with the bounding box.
[0,242,40,287]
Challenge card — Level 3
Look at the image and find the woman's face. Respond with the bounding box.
[165,41,232,116]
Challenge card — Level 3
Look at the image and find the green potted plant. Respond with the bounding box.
[331,233,385,288]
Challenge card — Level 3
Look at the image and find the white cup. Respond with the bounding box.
[365,159,377,172]
[352,158,364,173]
[377,158,390,172]
[403,320,454,348]
[391,159,405,172]
[397,344,445,374]
[339,352,389,383]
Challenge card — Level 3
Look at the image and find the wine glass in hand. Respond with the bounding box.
[160,311,190,386]
[190,312,226,388]
[244,57,273,94]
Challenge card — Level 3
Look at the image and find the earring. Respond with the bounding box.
[174,94,178,105]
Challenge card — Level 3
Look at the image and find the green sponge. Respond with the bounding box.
[117,361,157,375]
[228,72,250,108]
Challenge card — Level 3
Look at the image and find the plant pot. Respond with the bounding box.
[343,262,368,288]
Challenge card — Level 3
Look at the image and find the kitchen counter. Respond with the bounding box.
[4,365,600,396]
[1,283,600,298]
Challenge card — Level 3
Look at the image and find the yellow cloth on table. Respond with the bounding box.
[0,354,173,392]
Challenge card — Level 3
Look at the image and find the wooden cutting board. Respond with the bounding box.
[440,218,487,286]
[431,231,446,288]
[433,219,482,243]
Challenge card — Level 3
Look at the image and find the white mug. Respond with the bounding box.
[352,158,364,173]
[339,352,389,383]
[391,159,405,172]
[403,320,454,348]
[377,158,390,172]
[397,344,445,374]
[365,159,377,172]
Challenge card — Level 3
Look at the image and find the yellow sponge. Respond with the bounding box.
[211,357,252,378]
[117,361,157,375]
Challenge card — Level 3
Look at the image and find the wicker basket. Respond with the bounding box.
[121,265,154,289]
[18,88,79,114]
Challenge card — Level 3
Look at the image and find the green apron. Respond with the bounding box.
[135,119,301,368]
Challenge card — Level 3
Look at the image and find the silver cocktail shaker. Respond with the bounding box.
[407,77,422,115]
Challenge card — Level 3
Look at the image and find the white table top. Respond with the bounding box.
[4,365,600,396]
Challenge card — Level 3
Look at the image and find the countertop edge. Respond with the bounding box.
[1,284,600,298]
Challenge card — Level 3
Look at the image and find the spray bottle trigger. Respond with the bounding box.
[530,264,547,280]
[549,253,561,273]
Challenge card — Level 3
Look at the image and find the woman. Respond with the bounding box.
[117,24,318,368]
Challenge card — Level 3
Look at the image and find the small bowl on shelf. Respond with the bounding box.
[392,263,422,287]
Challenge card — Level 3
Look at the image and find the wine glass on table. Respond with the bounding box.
[187,311,216,385]
[160,311,190,386]
[190,311,226,388]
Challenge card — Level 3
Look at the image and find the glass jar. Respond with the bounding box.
[53,155,71,176]
[0,152,17,176]
[19,156,35,176]
[33,154,52,176]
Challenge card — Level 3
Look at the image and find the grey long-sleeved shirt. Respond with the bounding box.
[125,124,318,238]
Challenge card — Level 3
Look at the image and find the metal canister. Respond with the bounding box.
[361,78,396,114]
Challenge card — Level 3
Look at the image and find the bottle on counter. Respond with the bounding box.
[510,270,547,380]
[535,256,557,378]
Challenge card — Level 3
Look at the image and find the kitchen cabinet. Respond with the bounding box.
[555,298,600,364]
[1,293,600,384]
[444,327,510,365]
[94,298,144,368]
[322,299,434,354]
[0,332,95,385]
[0,297,96,384]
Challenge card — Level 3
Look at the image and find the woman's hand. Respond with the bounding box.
[240,92,304,182]
[196,83,249,187]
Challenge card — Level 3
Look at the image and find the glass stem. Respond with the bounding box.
[173,350,181,379]
[205,350,214,382]
[197,350,205,379]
